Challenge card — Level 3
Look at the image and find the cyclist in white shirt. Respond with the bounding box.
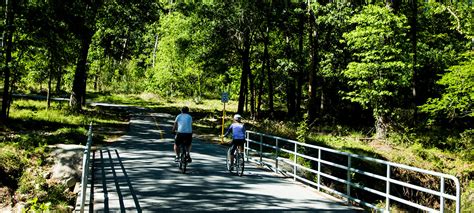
[172,106,193,162]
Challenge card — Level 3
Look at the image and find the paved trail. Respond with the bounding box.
[78,110,361,212]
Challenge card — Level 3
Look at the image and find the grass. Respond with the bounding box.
[0,98,129,210]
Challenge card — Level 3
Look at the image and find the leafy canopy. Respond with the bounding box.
[342,4,411,116]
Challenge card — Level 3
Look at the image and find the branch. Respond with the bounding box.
[445,6,463,35]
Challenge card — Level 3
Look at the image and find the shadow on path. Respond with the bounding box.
[81,108,362,212]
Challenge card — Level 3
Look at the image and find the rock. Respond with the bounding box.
[42,171,51,179]
[73,182,81,194]
[65,177,77,189]
[0,206,13,213]
[48,144,84,184]
[13,202,26,213]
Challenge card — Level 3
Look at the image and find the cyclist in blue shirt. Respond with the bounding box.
[172,106,193,163]
[223,114,246,167]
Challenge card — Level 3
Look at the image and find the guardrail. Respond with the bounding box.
[245,131,461,213]
[79,123,93,213]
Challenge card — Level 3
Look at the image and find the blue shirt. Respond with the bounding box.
[175,113,192,133]
[224,123,246,140]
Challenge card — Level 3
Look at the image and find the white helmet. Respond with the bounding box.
[233,114,242,121]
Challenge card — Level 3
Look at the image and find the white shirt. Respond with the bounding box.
[175,113,192,133]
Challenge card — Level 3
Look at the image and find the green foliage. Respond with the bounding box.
[420,51,474,121]
[145,9,222,99]
[296,113,309,143]
[0,145,27,188]
[343,5,411,117]
[26,197,51,212]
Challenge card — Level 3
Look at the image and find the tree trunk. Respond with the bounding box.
[307,10,319,124]
[70,34,93,111]
[265,32,274,118]
[47,66,53,109]
[285,34,296,119]
[257,65,264,118]
[287,79,296,118]
[249,63,255,119]
[1,0,14,121]
[257,28,269,118]
[411,0,418,122]
[296,9,305,118]
[375,113,389,139]
[55,67,62,94]
[152,34,158,68]
[237,30,251,115]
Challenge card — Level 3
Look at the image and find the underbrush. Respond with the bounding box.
[0,143,75,211]
[0,99,129,211]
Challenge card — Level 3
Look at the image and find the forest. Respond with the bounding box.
[1,0,473,211]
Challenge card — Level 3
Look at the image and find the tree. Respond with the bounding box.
[343,4,411,139]
[50,0,160,111]
[1,0,15,121]
[420,52,473,121]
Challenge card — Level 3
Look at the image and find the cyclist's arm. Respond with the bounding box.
[172,116,179,133]
[223,124,232,137]
[172,121,177,132]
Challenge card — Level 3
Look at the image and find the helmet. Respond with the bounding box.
[233,114,242,121]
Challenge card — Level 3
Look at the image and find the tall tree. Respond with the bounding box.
[1,0,15,121]
[343,4,411,139]
[307,7,319,124]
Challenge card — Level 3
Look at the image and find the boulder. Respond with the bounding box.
[48,144,85,187]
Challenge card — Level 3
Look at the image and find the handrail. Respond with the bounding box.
[79,122,93,213]
[245,130,461,213]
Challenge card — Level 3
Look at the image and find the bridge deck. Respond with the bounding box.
[76,112,362,212]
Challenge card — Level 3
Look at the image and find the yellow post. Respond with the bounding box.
[221,102,226,143]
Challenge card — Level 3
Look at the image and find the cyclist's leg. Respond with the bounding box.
[184,133,193,162]
[230,140,238,165]
[174,134,183,161]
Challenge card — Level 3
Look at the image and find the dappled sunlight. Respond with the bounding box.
[81,111,360,212]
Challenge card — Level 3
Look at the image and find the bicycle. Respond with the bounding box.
[226,144,245,176]
[178,142,189,174]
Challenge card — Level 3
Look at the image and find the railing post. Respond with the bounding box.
[317,148,321,191]
[259,134,263,165]
[275,138,279,173]
[347,155,352,205]
[294,142,297,181]
[386,164,391,212]
[440,177,445,212]
[80,123,93,213]
[245,132,249,162]
[456,179,461,213]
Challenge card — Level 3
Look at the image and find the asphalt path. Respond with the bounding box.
[80,109,362,212]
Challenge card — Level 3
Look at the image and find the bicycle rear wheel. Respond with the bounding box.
[179,148,187,174]
[236,152,244,176]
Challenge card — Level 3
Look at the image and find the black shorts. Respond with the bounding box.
[230,139,246,153]
[175,133,192,147]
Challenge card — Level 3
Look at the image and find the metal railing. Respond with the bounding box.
[79,123,93,213]
[245,131,461,213]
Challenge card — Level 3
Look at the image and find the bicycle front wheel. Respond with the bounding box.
[226,148,232,172]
